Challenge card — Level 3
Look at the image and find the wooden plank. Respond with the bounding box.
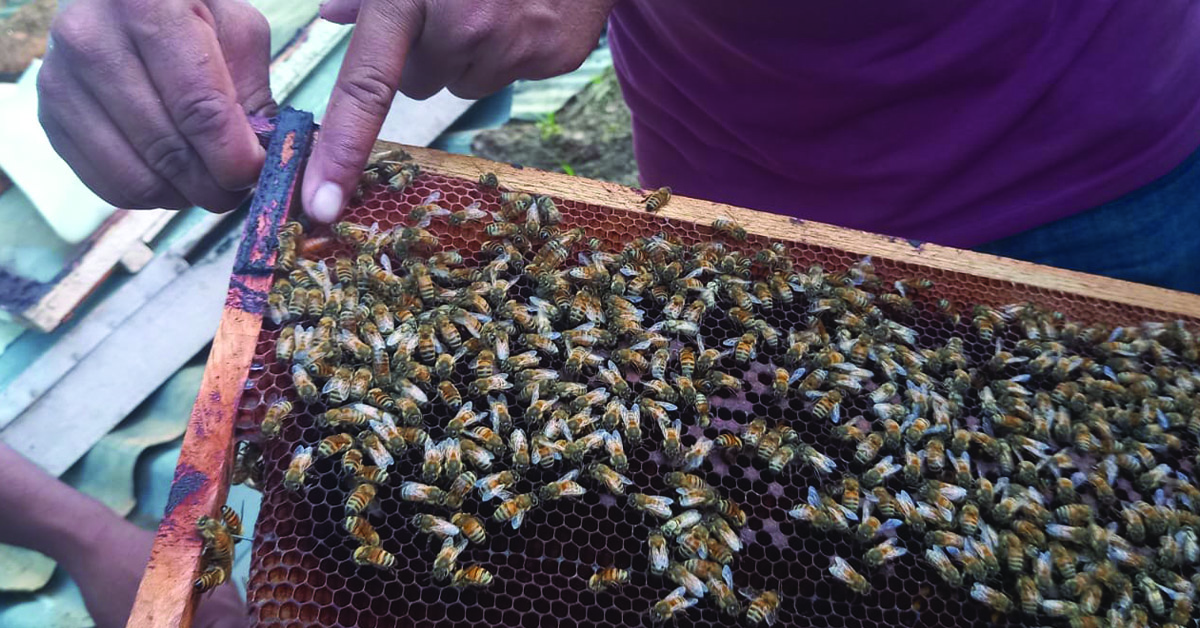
[0,213,226,434]
[396,143,1200,319]
[268,20,352,102]
[139,211,177,244]
[17,210,173,332]
[127,108,315,628]
[0,230,235,474]
[118,242,156,273]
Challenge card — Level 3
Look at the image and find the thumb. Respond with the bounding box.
[320,0,363,24]
[302,0,423,223]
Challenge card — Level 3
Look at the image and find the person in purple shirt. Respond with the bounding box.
[38,0,1200,291]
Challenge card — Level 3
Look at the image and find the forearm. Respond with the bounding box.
[0,441,116,567]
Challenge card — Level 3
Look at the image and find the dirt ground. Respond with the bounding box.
[472,67,639,188]
[0,0,53,80]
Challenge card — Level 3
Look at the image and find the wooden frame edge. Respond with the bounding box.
[393,143,1200,319]
[126,109,316,628]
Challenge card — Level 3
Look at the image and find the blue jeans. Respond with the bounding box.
[976,146,1200,293]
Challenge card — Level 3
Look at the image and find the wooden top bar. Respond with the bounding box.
[397,143,1200,320]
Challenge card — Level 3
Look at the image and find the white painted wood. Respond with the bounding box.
[377,90,476,147]
[0,213,229,433]
[118,242,156,273]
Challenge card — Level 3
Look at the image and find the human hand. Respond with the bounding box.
[38,0,275,212]
[301,0,616,223]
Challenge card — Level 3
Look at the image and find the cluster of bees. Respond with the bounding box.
[245,153,1200,628]
[767,283,1200,627]
[194,506,243,592]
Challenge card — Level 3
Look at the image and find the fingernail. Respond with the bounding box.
[308,182,344,223]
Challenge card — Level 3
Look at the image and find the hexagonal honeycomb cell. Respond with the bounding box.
[235,169,1200,628]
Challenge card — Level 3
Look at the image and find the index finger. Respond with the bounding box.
[302,0,425,223]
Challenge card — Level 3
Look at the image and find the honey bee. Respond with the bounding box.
[493,492,539,529]
[286,288,308,321]
[283,445,314,492]
[971,583,1013,614]
[712,218,748,241]
[289,363,318,403]
[650,586,698,623]
[680,436,714,472]
[588,567,631,593]
[479,172,499,188]
[438,380,463,409]
[345,483,377,516]
[430,537,469,582]
[644,531,671,575]
[855,433,885,465]
[259,398,292,440]
[343,515,381,546]
[829,556,870,594]
[585,461,633,497]
[196,516,234,568]
[230,440,263,489]
[412,513,461,541]
[539,469,587,501]
[742,590,780,626]
[194,565,228,592]
[444,471,477,510]
[592,429,629,472]
[339,448,365,478]
[642,186,672,212]
[673,522,711,562]
[357,431,394,469]
[621,402,644,445]
[399,481,446,505]
[864,538,908,567]
[862,456,901,488]
[387,162,420,190]
[354,545,397,570]
[724,333,758,364]
[664,562,708,598]
[811,390,844,423]
[765,445,796,474]
[628,494,676,518]
[704,515,741,554]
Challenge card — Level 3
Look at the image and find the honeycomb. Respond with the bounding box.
[235,169,1199,628]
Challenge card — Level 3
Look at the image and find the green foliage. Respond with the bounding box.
[536,112,562,141]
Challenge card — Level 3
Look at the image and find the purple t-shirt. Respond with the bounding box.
[608,1,1200,248]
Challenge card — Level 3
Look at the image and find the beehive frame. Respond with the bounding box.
[127,140,1200,628]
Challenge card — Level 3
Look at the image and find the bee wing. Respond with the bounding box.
[560,482,587,498]
[828,556,852,579]
[557,468,580,483]
[787,368,807,384]
[879,519,904,535]
[807,487,823,509]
